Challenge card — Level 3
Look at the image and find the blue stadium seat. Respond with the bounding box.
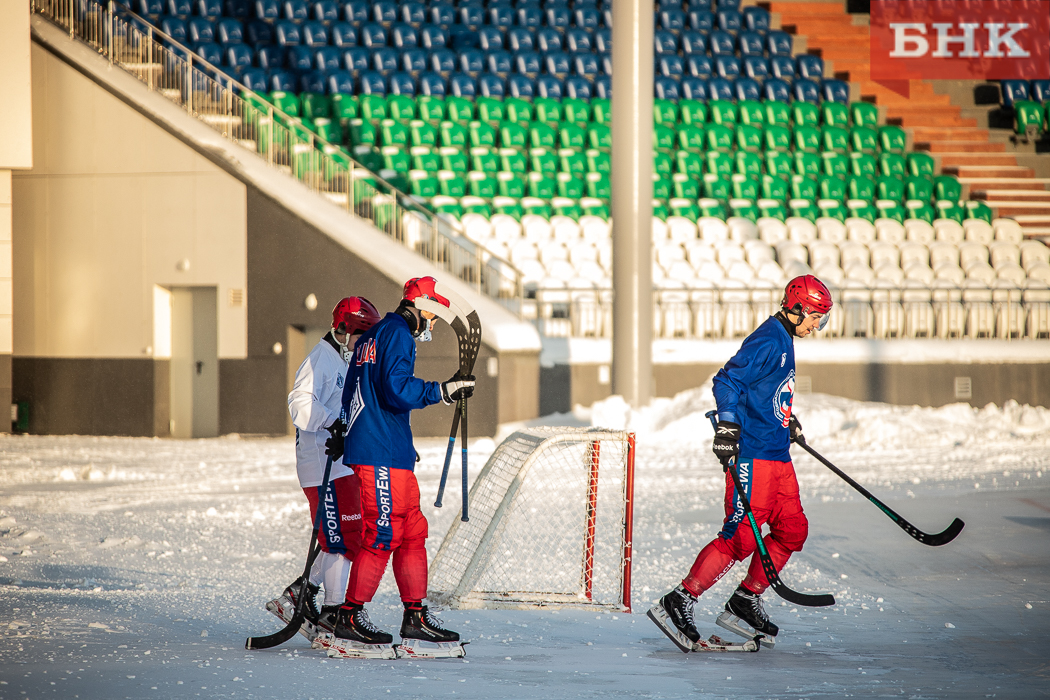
[489,3,514,27]
[716,0,741,10]
[222,0,249,16]
[545,52,571,77]
[274,20,301,46]
[284,0,309,19]
[313,0,339,20]
[738,31,764,56]
[566,76,591,99]
[1032,79,1050,103]
[793,78,821,103]
[458,48,485,73]
[240,68,268,90]
[602,7,612,28]
[709,30,734,55]
[487,50,512,74]
[392,23,418,48]
[388,72,416,95]
[299,71,325,93]
[660,8,686,31]
[566,28,592,52]
[400,1,425,24]
[686,0,712,9]
[302,21,329,46]
[253,0,279,20]
[744,55,769,80]
[574,52,599,77]
[707,77,733,101]
[195,0,222,17]
[822,79,850,104]
[327,69,354,94]
[451,73,477,97]
[331,22,357,46]
[516,4,542,28]
[225,43,254,69]
[428,2,454,25]
[479,73,506,97]
[360,23,387,47]
[246,19,273,45]
[687,54,712,79]
[372,47,399,71]
[418,72,447,96]
[715,55,740,80]
[574,6,599,29]
[216,19,244,44]
[508,27,535,52]
[508,73,535,98]
[479,27,504,51]
[343,0,368,22]
[767,30,792,56]
[1000,79,1030,107]
[743,6,769,32]
[167,0,192,15]
[188,18,214,44]
[315,46,341,71]
[594,75,611,99]
[537,28,562,52]
[688,8,713,32]
[771,55,795,80]
[458,3,485,27]
[655,76,680,101]
[269,69,296,91]
[717,9,741,33]
[429,48,456,73]
[358,70,386,94]
[763,77,791,103]
[287,46,314,71]
[600,53,612,75]
[654,30,677,54]
[537,75,563,99]
[734,77,760,101]
[136,0,163,18]
[192,42,222,65]
[372,0,397,24]
[449,27,477,51]
[797,54,825,80]
[659,55,684,78]
[681,31,706,55]
[421,26,449,50]
[545,5,571,29]
[256,45,285,68]
[402,48,428,72]
[343,47,370,71]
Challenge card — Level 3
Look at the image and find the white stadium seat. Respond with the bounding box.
[575,260,606,284]
[783,260,813,278]
[757,217,788,245]
[840,281,874,337]
[696,260,726,283]
[872,280,905,338]
[902,281,935,338]
[904,219,935,244]
[904,263,935,285]
[959,241,989,271]
[933,218,965,244]
[727,216,758,242]
[569,241,599,266]
[809,240,840,269]
[1023,281,1050,339]
[816,217,847,243]
[963,280,996,338]
[755,260,786,285]
[964,219,994,245]
[540,242,570,266]
[993,218,1024,244]
[721,279,754,338]
[686,241,717,268]
[651,216,669,243]
[966,262,996,286]
[996,263,1027,286]
[511,239,540,263]
[900,241,930,268]
[1027,262,1050,284]
[775,240,809,267]
[993,280,1025,339]
[875,263,905,284]
[932,279,966,338]
[579,215,610,243]
[699,217,729,243]
[691,281,722,339]
[875,218,905,244]
[666,260,698,283]
[669,216,701,243]
[462,212,495,241]
[989,241,1021,270]
[726,260,756,283]
[656,242,686,269]
[845,217,877,244]
[840,241,870,269]
[929,241,959,269]
[546,259,576,282]
[844,263,876,285]
[717,242,746,267]
[786,217,817,244]
[813,264,845,286]
[933,263,966,285]
[598,242,612,270]
[1020,240,1050,270]
[522,214,553,242]
[551,216,581,245]
[744,240,776,266]
[870,241,901,270]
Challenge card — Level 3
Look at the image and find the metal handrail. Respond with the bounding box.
[31,0,523,313]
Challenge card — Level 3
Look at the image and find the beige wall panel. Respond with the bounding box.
[0,318,11,355]
[0,3,32,168]
[0,170,11,206]
[11,177,46,355]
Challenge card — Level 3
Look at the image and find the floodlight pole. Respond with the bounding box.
[611,0,653,409]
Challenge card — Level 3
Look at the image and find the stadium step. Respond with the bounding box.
[945,165,1036,178]
[977,189,1050,202]
[916,141,1005,153]
[910,127,991,143]
[936,153,1021,167]
[959,177,1050,192]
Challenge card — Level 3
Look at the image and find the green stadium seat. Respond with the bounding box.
[878,125,907,153]
[527,171,556,198]
[440,121,468,148]
[359,94,387,120]
[505,98,533,123]
[790,174,818,200]
[314,117,342,144]
[850,151,877,178]
[818,198,847,221]
[964,200,993,223]
[735,124,763,152]
[709,100,739,124]
[678,124,707,151]
[906,152,936,178]
[732,174,759,200]
[1015,100,1045,136]
[562,98,591,125]
[876,175,904,202]
[698,198,725,218]
[529,122,558,149]
[381,145,410,173]
[730,198,760,222]
[431,194,463,217]
[409,120,437,148]
[556,172,585,198]
[349,118,376,147]
[499,121,528,149]
[271,90,301,117]
[761,174,788,200]
[447,97,475,122]
[764,101,791,128]
[759,198,787,221]
[301,92,331,119]
[878,152,906,177]
[672,172,700,199]
[818,174,846,200]
[706,150,734,177]
[560,123,587,149]
[586,172,611,198]
[416,95,446,122]
[738,100,765,126]
[675,150,704,177]
[794,151,821,177]
[470,147,499,174]
[652,199,670,220]
[703,173,731,199]
[438,171,466,197]
[766,150,794,178]
[735,151,762,178]
[467,171,498,197]
[331,94,358,125]
[820,101,849,127]
[935,199,965,223]
[439,146,468,174]
[706,123,735,152]
[553,197,583,220]
[476,96,504,123]
[654,152,673,178]
[791,102,819,127]
[822,151,849,177]
[587,148,611,174]
[469,121,497,148]
[530,147,558,175]
[671,197,702,222]
[847,199,878,222]
[905,175,933,202]
[493,196,525,221]
[387,94,416,120]
[409,170,439,198]
[876,199,906,222]
[534,97,563,123]
[653,177,673,199]
[350,145,382,172]
[461,195,493,217]
[582,197,610,220]
[847,174,875,201]
[850,102,879,128]
[587,123,612,149]
[499,147,528,173]
[905,199,935,223]
[654,99,679,126]
[934,175,962,201]
[849,126,877,154]
[559,148,586,175]
[789,198,819,222]
[654,124,677,150]
[522,196,552,219]
[679,99,708,125]
[822,125,849,153]
[792,125,820,152]
[762,125,790,152]
[591,98,612,125]
[410,146,440,171]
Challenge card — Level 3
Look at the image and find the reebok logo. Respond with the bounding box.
[341,513,361,521]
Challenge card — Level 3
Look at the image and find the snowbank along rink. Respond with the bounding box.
[1,387,1048,700]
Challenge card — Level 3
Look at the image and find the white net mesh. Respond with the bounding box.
[428,428,634,611]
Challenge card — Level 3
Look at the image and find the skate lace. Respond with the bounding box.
[354,609,383,634]
[422,607,447,629]
[747,593,770,624]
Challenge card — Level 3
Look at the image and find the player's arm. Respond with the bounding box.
[377,330,443,411]
[287,353,336,432]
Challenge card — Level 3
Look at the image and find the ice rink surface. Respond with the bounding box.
[1,388,1049,699]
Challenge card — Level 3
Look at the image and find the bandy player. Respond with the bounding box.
[650,275,834,652]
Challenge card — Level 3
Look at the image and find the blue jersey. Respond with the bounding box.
[712,316,795,462]
[341,312,444,471]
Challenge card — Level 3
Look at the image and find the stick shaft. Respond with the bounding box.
[460,396,469,522]
[434,409,461,507]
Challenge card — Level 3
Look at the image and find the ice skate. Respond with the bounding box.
[264,576,321,642]
[314,605,397,659]
[717,585,778,649]
[647,585,702,653]
[396,606,466,659]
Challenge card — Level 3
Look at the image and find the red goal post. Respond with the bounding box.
[427,428,636,612]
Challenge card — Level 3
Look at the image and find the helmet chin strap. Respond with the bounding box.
[328,328,353,363]
[397,300,434,341]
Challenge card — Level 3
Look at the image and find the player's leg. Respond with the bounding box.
[740,459,808,594]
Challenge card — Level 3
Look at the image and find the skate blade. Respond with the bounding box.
[693,634,761,653]
[395,639,467,659]
[646,604,695,653]
[314,633,397,659]
[716,612,776,649]
[265,599,318,643]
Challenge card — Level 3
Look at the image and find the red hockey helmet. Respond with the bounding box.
[782,275,833,330]
[402,276,450,309]
[332,297,381,336]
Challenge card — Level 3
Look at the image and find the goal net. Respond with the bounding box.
[427,427,635,612]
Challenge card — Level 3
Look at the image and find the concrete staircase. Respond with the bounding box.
[764,0,1050,240]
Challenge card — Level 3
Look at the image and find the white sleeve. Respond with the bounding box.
[287,352,336,432]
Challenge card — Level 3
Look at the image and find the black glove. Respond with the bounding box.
[788,413,804,444]
[441,374,476,404]
[712,421,741,471]
[324,419,346,460]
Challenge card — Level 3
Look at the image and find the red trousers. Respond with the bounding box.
[344,465,429,604]
[303,473,362,560]
[682,457,809,596]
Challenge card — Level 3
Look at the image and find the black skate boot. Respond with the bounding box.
[333,604,393,645]
[647,585,701,652]
[313,604,397,659]
[316,604,341,635]
[265,576,320,639]
[396,605,466,658]
[717,585,778,648]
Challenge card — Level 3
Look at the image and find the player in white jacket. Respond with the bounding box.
[265,297,382,638]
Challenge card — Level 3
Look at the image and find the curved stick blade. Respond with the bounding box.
[917,517,965,547]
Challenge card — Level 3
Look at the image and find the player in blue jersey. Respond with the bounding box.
[652,275,833,650]
[326,276,475,654]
